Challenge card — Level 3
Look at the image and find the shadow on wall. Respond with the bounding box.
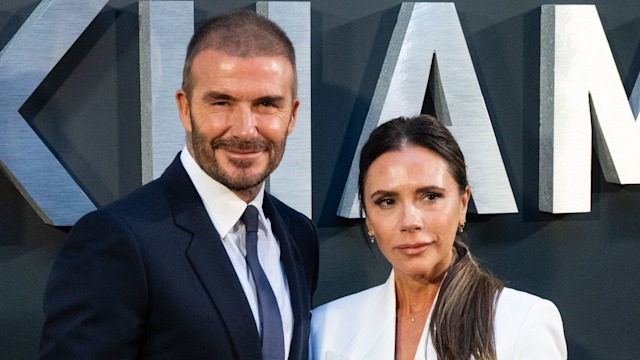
[0,170,68,360]
[311,5,399,228]
[314,224,391,307]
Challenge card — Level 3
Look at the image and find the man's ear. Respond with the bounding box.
[176,89,192,133]
[287,98,300,136]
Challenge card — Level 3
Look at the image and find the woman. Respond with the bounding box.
[310,115,567,360]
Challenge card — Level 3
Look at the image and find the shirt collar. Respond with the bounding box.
[180,146,265,238]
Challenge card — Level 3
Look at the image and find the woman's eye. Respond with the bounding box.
[424,193,441,201]
[374,198,395,208]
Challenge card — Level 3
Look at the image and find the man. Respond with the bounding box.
[39,10,318,360]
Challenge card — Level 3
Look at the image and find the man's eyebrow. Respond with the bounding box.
[202,91,235,101]
[255,95,286,103]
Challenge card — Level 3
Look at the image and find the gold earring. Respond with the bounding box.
[458,222,465,233]
[368,230,375,243]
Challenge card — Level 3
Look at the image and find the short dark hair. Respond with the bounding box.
[358,114,468,212]
[182,10,297,100]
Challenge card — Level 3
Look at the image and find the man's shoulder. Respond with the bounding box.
[98,157,190,218]
[74,175,173,231]
[105,178,168,215]
[265,192,312,224]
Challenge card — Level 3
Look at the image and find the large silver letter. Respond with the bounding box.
[139,1,194,183]
[258,2,312,218]
[540,5,640,213]
[338,2,518,218]
[0,0,107,225]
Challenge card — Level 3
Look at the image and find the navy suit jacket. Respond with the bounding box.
[40,155,319,359]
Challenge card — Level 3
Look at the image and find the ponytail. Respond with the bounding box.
[430,240,504,360]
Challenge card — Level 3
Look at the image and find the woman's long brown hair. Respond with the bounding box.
[430,240,503,360]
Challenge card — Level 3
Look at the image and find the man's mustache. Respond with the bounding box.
[211,138,271,152]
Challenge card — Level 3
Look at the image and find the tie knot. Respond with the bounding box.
[242,205,259,233]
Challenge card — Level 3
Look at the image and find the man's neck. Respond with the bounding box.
[232,184,263,204]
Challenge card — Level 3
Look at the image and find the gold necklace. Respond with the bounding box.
[398,310,430,323]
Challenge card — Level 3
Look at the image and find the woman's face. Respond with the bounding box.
[363,145,470,283]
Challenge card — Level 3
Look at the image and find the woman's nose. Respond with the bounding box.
[400,205,423,232]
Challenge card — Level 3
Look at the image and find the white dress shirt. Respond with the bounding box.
[181,148,293,358]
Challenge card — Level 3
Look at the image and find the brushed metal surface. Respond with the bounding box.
[0,0,106,225]
[540,5,640,214]
[631,67,640,121]
[337,2,518,218]
[139,1,193,184]
[257,2,312,218]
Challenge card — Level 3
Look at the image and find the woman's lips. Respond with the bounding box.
[395,242,433,255]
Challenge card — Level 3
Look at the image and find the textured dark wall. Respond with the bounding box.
[1,0,639,359]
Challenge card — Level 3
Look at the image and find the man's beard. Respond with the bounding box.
[190,119,287,191]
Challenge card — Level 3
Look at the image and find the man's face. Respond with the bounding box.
[176,50,299,201]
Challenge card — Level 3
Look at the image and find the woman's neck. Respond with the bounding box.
[394,270,444,360]
[394,270,443,316]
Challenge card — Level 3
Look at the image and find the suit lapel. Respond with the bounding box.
[263,194,309,360]
[161,156,262,360]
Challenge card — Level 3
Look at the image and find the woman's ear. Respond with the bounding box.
[459,185,471,223]
[364,215,375,237]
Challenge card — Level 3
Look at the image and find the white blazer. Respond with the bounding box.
[310,271,567,360]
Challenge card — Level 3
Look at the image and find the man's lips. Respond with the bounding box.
[219,148,263,161]
[223,147,262,154]
[211,137,270,159]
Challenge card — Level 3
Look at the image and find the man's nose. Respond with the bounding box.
[230,104,257,138]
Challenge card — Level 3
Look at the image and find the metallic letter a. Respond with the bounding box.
[338,2,518,218]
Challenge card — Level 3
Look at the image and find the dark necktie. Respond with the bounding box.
[242,205,285,360]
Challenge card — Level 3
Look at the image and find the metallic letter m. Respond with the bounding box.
[540,5,640,213]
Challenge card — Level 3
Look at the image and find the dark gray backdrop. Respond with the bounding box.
[1,0,639,359]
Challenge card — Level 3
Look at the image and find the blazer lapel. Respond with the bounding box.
[263,194,309,360]
[418,301,437,360]
[337,271,436,360]
[341,272,397,360]
[161,156,262,360]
